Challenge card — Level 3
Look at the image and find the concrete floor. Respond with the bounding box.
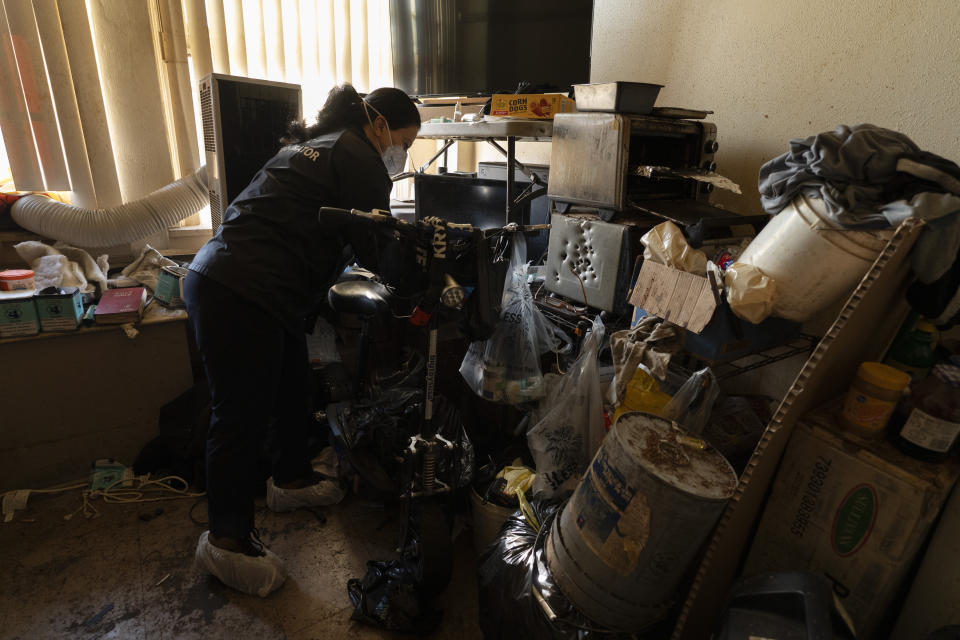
[0,490,482,639]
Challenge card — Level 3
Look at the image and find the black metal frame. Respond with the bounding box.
[414,135,549,226]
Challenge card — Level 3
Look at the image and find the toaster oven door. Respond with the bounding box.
[548,112,629,210]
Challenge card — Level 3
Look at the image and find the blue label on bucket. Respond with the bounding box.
[575,486,621,542]
[571,449,640,543]
[592,449,636,511]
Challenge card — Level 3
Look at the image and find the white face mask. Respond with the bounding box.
[364,101,407,176]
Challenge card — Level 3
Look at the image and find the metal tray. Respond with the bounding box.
[573,82,662,114]
[650,107,713,120]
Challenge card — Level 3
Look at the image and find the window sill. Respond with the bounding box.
[165,225,211,256]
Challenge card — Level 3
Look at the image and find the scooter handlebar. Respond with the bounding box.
[318,207,549,238]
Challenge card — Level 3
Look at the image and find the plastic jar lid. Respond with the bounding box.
[0,269,35,280]
[857,361,911,391]
[915,320,938,333]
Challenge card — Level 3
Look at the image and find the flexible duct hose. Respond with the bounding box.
[10,167,209,248]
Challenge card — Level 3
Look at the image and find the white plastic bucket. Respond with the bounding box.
[739,194,892,322]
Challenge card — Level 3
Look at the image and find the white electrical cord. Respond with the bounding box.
[1,475,205,523]
[65,475,205,520]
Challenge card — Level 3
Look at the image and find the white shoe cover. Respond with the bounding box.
[266,476,346,512]
[195,531,287,597]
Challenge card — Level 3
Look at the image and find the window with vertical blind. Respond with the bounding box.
[0,0,395,237]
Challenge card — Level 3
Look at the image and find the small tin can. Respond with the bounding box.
[155,265,188,306]
[34,286,84,331]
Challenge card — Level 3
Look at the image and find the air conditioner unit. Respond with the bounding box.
[199,73,301,230]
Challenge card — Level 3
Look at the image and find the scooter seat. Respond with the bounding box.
[327,280,392,317]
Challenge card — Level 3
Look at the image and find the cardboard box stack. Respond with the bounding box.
[742,402,960,638]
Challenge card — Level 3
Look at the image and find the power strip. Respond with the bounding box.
[89,459,134,491]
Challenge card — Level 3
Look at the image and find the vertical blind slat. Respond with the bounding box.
[56,0,121,207]
[185,0,213,80]
[350,0,368,91]
[263,0,284,81]
[333,0,351,86]
[158,0,199,177]
[32,0,95,204]
[280,0,301,84]
[4,0,69,190]
[223,0,246,76]
[242,0,266,79]
[205,0,229,74]
[0,0,45,190]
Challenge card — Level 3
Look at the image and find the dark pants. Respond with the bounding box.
[183,270,313,539]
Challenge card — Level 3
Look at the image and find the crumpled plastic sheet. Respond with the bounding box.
[478,499,665,639]
[724,261,776,324]
[347,560,442,635]
[641,221,708,275]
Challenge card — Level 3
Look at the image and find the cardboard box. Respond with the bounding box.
[490,93,575,119]
[628,259,717,332]
[0,290,39,338]
[34,286,84,331]
[742,405,960,638]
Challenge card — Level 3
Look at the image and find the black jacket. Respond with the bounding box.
[190,127,391,335]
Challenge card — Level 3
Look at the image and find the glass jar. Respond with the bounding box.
[889,364,960,461]
[884,313,939,382]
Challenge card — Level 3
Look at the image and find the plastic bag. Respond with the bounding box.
[527,316,605,498]
[612,364,673,423]
[724,261,777,324]
[607,316,683,407]
[347,560,442,634]
[460,237,562,404]
[333,388,474,494]
[661,367,721,436]
[477,499,651,639]
[641,221,708,274]
[496,465,535,495]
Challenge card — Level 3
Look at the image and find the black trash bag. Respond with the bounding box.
[347,560,442,635]
[133,382,209,489]
[478,500,652,639]
[336,387,475,493]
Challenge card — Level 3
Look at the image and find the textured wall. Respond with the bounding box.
[592,0,960,213]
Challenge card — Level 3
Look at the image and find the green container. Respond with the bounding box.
[155,265,187,306]
[0,290,39,338]
[34,286,84,331]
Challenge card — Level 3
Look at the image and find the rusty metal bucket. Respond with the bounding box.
[544,412,737,630]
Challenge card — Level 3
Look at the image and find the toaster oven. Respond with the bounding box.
[547,112,719,211]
